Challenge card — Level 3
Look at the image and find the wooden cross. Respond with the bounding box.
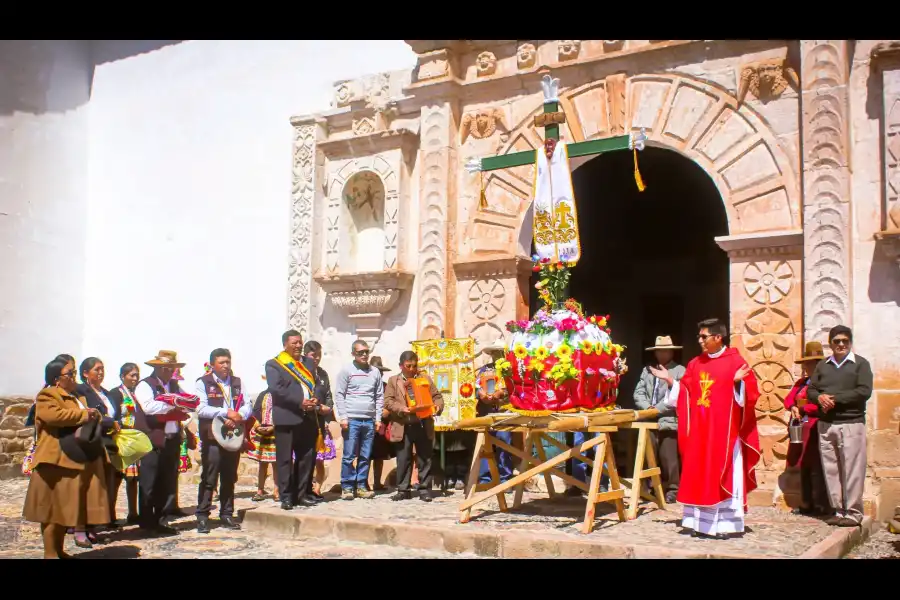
[465,72,647,181]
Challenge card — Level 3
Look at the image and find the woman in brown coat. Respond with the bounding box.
[23,357,111,558]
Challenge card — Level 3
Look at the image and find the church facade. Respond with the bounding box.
[292,40,900,518]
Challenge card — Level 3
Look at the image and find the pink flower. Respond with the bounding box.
[585,368,596,377]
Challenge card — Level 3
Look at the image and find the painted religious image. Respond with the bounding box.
[410,337,477,431]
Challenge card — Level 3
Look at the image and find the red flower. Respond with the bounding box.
[541,257,551,264]
[532,265,540,272]
[459,383,474,398]
[556,262,565,269]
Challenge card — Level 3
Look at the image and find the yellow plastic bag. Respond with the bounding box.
[111,429,153,472]
[315,429,327,454]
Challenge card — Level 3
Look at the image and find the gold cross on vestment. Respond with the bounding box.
[697,372,714,408]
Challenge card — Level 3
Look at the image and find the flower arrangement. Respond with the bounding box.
[495,357,512,379]
[530,255,575,310]
[459,382,474,398]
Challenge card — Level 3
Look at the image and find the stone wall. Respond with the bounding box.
[0,398,35,479]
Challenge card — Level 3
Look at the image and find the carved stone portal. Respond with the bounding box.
[315,271,415,348]
[476,51,497,77]
[517,43,536,69]
[738,58,799,105]
[459,108,509,144]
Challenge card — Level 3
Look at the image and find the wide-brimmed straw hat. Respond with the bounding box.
[479,339,507,354]
[370,356,391,372]
[145,350,186,369]
[795,341,826,364]
[645,336,682,351]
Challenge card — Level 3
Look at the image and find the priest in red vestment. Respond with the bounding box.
[666,318,761,539]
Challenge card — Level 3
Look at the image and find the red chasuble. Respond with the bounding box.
[676,347,761,509]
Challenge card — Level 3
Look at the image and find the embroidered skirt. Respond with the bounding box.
[247,430,277,463]
[316,429,337,462]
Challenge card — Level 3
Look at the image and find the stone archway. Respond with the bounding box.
[467,72,804,504]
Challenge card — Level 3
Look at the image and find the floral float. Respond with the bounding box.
[496,257,628,415]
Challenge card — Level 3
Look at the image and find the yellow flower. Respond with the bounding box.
[528,358,545,372]
[548,264,556,272]
[534,346,549,360]
[535,278,550,289]
[513,344,529,360]
[581,340,595,355]
[556,343,573,362]
[597,317,607,327]
[611,344,624,355]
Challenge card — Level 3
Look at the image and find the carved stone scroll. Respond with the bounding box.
[800,40,852,344]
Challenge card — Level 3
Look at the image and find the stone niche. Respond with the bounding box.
[315,123,417,346]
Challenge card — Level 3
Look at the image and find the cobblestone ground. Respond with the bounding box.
[0,479,477,559]
[846,526,900,559]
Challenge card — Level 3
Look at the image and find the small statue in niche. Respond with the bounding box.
[558,40,581,61]
[476,51,497,77]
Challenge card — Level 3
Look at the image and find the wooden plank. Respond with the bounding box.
[566,135,631,158]
[491,435,590,493]
[460,431,487,523]
[483,433,509,512]
[547,410,637,431]
[458,435,606,511]
[603,436,628,521]
[512,431,535,509]
[582,435,608,534]
[481,150,536,172]
[544,100,560,141]
[626,426,649,519]
[533,432,557,498]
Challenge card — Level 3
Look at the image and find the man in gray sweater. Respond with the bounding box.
[632,335,686,504]
[334,340,384,500]
[808,325,873,527]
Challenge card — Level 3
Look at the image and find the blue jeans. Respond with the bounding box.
[479,430,514,483]
[572,432,609,488]
[341,418,375,491]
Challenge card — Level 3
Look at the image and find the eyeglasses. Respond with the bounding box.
[698,334,720,341]
[59,371,75,379]
[831,338,850,346]
[354,349,370,356]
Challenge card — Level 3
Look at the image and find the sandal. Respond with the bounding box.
[252,492,266,502]
[73,534,93,549]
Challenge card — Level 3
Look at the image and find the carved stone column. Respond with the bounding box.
[288,116,325,337]
[872,42,900,267]
[418,100,458,339]
[800,41,853,343]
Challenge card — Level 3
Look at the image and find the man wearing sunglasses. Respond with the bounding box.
[334,340,384,501]
[807,325,873,528]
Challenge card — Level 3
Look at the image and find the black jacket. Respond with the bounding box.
[264,356,319,427]
[76,383,121,455]
[314,366,334,423]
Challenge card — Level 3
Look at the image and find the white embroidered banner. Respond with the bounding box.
[532,143,581,264]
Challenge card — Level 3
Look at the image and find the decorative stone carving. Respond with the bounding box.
[288,119,318,337]
[315,271,415,348]
[603,40,625,52]
[737,58,799,105]
[415,49,451,82]
[743,261,794,305]
[334,81,353,107]
[476,51,497,77]
[468,278,505,320]
[459,108,509,144]
[558,40,581,61]
[353,117,376,136]
[517,43,536,69]
[800,40,852,344]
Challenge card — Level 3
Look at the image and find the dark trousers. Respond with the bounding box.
[479,430,514,483]
[394,422,434,492]
[138,436,180,528]
[648,430,680,494]
[274,421,318,503]
[196,441,240,518]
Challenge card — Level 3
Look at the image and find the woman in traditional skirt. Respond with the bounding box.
[23,357,110,559]
[369,356,395,491]
[106,363,142,524]
[249,387,278,501]
[304,341,336,498]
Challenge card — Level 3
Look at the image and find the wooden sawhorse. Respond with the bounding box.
[617,421,667,519]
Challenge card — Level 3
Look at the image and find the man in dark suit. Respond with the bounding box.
[265,329,320,510]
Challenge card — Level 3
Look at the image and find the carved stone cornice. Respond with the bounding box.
[314,270,415,296]
[453,254,533,280]
[714,230,804,259]
[871,41,900,66]
[874,230,900,269]
[317,128,419,160]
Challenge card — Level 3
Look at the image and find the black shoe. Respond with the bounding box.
[392,491,412,502]
[304,494,325,504]
[665,492,678,504]
[294,497,317,508]
[221,516,241,530]
[154,521,178,535]
[419,491,433,503]
[280,501,294,511]
[197,517,211,535]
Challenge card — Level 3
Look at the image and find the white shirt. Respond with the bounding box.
[93,387,117,420]
[196,373,254,421]
[827,351,856,369]
[134,376,181,435]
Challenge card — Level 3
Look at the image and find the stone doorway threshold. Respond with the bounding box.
[240,492,874,559]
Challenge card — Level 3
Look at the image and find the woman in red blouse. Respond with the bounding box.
[784,341,828,515]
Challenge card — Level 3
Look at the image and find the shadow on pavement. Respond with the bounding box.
[73,545,142,559]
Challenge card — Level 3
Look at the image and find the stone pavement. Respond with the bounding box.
[0,477,881,559]
[0,478,477,559]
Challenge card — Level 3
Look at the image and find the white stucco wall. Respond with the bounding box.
[81,40,416,393]
[0,40,92,395]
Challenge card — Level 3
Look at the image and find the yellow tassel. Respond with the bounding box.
[633,148,646,192]
[478,171,489,209]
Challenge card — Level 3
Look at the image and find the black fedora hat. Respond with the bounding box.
[60,419,105,464]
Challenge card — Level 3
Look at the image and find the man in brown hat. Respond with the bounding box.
[783,341,828,515]
[633,335,686,504]
[133,350,192,533]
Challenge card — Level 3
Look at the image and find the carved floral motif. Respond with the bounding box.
[476,51,497,77]
[517,43,536,69]
[743,261,794,305]
[459,108,509,144]
[468,279,505,320]
[288,122,317,337]
[558,40,581,61]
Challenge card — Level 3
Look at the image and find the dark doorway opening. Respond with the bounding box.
[529,146,730,407]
